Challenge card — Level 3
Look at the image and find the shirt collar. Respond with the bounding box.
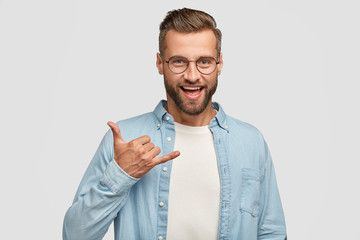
[153,100,229,132]
[210,102,229,131]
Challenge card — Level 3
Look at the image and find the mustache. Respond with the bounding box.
[176,79,202,87]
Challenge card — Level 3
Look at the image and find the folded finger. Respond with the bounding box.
[143,142,155,152]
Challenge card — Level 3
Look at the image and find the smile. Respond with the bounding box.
[180,86,204,100]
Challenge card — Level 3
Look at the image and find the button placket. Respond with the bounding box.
[156,117,175,240]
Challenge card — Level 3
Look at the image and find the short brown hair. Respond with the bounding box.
[159,8,222,58]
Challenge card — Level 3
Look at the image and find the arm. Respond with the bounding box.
[257,141,287,240]
[62,130,138,240]
[63,122,180,240]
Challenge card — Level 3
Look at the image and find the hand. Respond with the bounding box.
[107,121,180,178]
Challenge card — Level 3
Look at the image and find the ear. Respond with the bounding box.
[217,52,223,76]
[156,53,164,75]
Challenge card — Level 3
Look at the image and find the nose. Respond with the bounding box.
[184,61,201,82]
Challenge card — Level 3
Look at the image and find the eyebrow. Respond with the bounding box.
[169,55,216,60]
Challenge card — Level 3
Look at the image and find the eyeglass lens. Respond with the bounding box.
[168,56,217,74]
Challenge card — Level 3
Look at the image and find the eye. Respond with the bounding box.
[171,58,187,66]
[197,58,214,67]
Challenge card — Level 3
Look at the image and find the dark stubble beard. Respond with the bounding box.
[164,77,218,116]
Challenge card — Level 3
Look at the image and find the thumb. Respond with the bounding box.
[107,121,126,144]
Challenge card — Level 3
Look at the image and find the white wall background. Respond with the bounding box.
[1,0,359,239]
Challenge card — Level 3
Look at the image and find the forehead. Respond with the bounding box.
[163,29,217,58]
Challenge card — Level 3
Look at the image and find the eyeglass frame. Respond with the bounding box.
[161,55,220,75]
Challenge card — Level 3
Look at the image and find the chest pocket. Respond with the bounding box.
[240,168,263,217]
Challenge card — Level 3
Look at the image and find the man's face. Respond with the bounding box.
[156,29,223,116]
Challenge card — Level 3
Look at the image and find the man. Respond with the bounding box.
[63,8,287,240]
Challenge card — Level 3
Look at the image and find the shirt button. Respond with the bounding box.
[157,123,161,127]
[162,167,168,172]
[166,116,170,121]
[166,137,171,142]
[159,202,164,207]
[225,125,228,129]
[158,236,163,240]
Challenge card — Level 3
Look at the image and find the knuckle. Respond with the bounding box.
[129,141,136,148]
[155,148,161,156]
[157,158,167,165]
[138,147,146,155]
[163,155,170,162]
[142,156,152,165]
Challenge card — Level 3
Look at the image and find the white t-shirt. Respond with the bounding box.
[166,122,220,240]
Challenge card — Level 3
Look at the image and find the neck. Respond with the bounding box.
[165,98,217,126]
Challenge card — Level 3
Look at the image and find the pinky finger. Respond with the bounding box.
[154,151,180,165]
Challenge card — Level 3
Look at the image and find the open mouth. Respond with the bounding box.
[180,86,204,100]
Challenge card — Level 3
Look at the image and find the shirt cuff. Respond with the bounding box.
[100,159,140,193]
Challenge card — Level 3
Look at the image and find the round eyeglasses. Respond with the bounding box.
[162,56,220,75]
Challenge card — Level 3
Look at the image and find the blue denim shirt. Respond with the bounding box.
[63,100,287,240]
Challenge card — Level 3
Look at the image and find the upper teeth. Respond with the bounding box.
[183,87,201,90]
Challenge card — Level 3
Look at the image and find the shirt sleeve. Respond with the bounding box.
[257,140,287,240]
[62,129,139,240]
